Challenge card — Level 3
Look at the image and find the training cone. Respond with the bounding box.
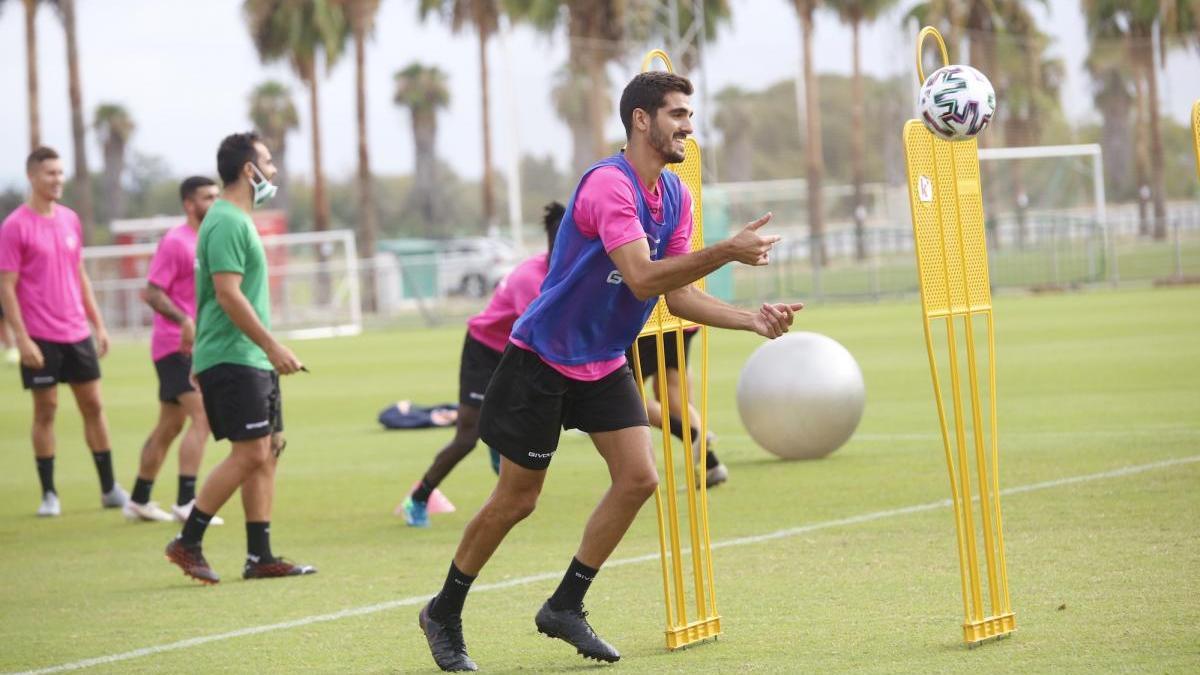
[395,481,456,516]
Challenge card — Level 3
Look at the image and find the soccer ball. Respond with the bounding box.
[917,65,996,141]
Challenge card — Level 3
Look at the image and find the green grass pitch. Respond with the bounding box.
[1,286,1197,673]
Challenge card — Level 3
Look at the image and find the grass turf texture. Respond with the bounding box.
[1,286,1197,673]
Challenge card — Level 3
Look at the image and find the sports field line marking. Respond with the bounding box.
[14,454,1199,675]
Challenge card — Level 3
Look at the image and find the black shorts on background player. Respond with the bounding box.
[459,334,503,408]
[626,329,697,379]
[19,337,101,389]
[155,352,197,403]
[479,345,648,471]
[195,363,283,442]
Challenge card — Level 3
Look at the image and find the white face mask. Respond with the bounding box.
[250,163,278,207]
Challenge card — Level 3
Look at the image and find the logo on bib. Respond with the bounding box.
[606,270,624,285]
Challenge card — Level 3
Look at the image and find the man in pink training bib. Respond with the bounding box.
[401,202,564,527]
[0,146,128,517]
[122,177,225,525]
[417,72,804,672]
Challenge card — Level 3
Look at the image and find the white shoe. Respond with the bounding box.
[4,347,18,365]
[172,500,224,526]
[37,491,61,517]
[101,484,129,508]
[123,500,175,522]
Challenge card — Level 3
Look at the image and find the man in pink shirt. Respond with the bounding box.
[122,177,224,525]
[0,146,128,517]
[401,202,564,528]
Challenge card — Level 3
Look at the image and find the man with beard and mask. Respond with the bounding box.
[123,176,226,525]
[164,132,315,584]
[417,71,805,671]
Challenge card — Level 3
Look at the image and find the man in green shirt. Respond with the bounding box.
[165,132,315,584]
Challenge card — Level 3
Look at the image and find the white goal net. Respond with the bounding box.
[84,229,362,340]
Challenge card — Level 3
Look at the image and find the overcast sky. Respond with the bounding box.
[1,0,1197,190]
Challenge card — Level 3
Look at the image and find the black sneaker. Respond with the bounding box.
[165,537,220,585]
[419,599,478,672]
[242,556,317,579]
[534,600,620,663]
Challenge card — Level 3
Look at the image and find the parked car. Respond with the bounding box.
[437,237,519,297]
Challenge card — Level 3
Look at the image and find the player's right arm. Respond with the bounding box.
[211,272,302,375]
[608,213,778,301]
[144,283,195,353]
[0,271,43,368]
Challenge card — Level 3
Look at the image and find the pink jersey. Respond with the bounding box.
[146,223,199,361]
[514,165,694,381]
[0,204,90,343]
[467,252,549,353]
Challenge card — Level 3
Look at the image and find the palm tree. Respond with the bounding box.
[93,104,134,222]
[1082,0,1199,240]
[419,0,501,230]
[245,0,349,237]
[51,0,95,237]
[833,0,898,261]
[342,0,382,311]
[550,65,595,177]
[394,63,451,235]
[791,0,826,267]
[712,85,753,182]
[625,0,732,73]
[1085,41,1136,201]
[0,0,42,149]
[509,0,625,167]
[248,81,300,214]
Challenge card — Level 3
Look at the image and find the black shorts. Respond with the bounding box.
[20,337,100,389]
[155,352,197,404]
[196,363,283,442]
[478,345,649,471]
[459,334,504,408]
[626,329,697,379]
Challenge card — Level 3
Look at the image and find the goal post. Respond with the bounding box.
[83,229,363,341]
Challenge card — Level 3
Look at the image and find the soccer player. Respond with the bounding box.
[418,72,803,671]
[401,202,565,528]
[0,146,128,517]
[627,327,728,488]
[164,132,314,584]
[123,177,225,525]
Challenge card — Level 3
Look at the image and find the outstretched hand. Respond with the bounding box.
[727,212,781,266]
[751,302,805,339]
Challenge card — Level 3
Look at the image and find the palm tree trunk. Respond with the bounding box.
[308,63,330,234]
[585,50,609,163]
[800,7,825,267]
[1140,37,1166,239]
[479,27,496,229]
[354,25,378,312]
[412,112,439,236]
[60,0,94,239]
[103,142,126,220]
[850,16,866,261]
[23,0,40,150]
[1132,64,1150,236]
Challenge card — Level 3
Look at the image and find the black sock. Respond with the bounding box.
[177,475,197,506]
[131,477,154,505]
[92,450,115,493]
[180,506,214,546]
[668,416,686,441]
[706,450,720,470]
[246,521,274,563]
[547,557,599,611]
[430,562,476,620]
[36,456,56,496]
[412,478,436,504]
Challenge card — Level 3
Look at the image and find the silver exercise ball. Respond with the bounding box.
[736,332,865,460]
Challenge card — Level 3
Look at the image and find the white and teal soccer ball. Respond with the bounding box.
[917,65,996,141]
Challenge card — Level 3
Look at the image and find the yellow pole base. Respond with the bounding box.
[665,615,722,650]
[964,612,1016,645]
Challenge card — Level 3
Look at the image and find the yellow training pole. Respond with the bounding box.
[902,26,1016,646]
